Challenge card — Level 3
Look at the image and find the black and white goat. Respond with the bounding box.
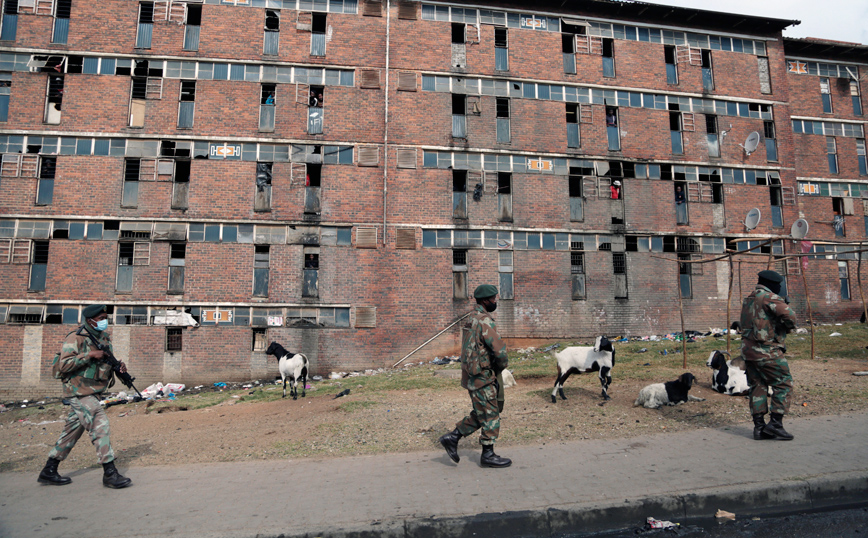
[265,342,309,400]
[633,372,705,409]
[551,336,615,403]
[706,350,750,396]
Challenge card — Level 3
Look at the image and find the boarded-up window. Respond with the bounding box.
[396,147,416,169]
[355,306,376,327]
[360,69,381,89]
[395,228,416,249]
[355,227,378,248]
[397,71,417,91]
[362,0,382,17]
[453,271,467,299]
[757,57,772,94]
[397,0,417,20]
[357,146,379,166]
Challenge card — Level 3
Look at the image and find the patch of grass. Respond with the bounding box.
[338,400,381,413]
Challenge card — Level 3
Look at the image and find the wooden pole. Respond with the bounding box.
[800,259,815,360]
[677,267,687,369]
[727,253,734,356]
[858,241,867,328]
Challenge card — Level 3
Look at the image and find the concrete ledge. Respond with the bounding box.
[807,471,868,511]
[547,496,683,536]
[407,510,550,538]
[682,479,813,518]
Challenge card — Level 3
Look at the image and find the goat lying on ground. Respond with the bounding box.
[551,336,615,403]
[265,342,309,400]
[706,350,750,395]
[633,373,705,409]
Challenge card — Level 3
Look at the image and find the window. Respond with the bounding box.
[0,72,9,122]
[451,22,464,44]
[453,248,467,299]
[303,246,318,298]
[178,80,195,128]
[820,78,832,113]
[8,305,44,324]
[674,183,688,224]
[252,328,267,351]
[184,3,201,51]
[28,240,48,291]
[116,242,150,292]
[253,245,269,297]
[52,0,71,44]
[851,80,862,116]
[757,56,772,94]
[561,22,584,75]
[497,172,512,222]
[166,327,183,351]
[827,136,838,174]
[606,107,620,151]
[172,160,190,209]
[122,159,140,207]
[569,175,583,221]
[36,157,55,205]
[613,252,627,298]
[452,94,466,138]
[308,85,323,134]
[496,250,513,300]
[452,170,467,219]
[264,9,279,55]
[670,112,683,155]
[571,251,585,300]
[254,162,272,211]
[496,97,510,143]
[494,27,508,71]
[706,115,720,157]
[764,120,777,162]
[1,0,18,41]
[168,242,185,294]
[700,50,713,92]
[832,197,847,237]
[839,261,850,300]
[311,13,326,56]
[769,179,783,228]
[858,139,867,176]
[137,1,154,49]
[601,38,615,78]
[664,45,678,84]
[304,163,321,215]
[566,104,580,148]
[44,75,63,124]
[678,253,692,299]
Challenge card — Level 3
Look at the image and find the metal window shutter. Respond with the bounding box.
[588,36,603,55]
[395,228,416,249]
[575,35,590,55]
[397,71,417,91]
[842,197,855,215]
[168,1,187,23]
[295,83,311,105]
[396,147,416,169]
[360,69,381,89]
[35,0,54,16]
[483,171,498,194]
[146,77,163,100]
[691,254,704,275]
[699,183,713,203]
[154,0,170,20]
[686,182,701,202]
[357,146,379,167]
[11,239,32,264]
[363,0,382,17]
[140,159,158,181]
[20,155,39,178]
[465,24,480,44]
[133,242,151,265]
[1,154,21,177]
[397,0,417,20]
[582,177,597,199]
[579,103,593,124]
[785,258,801,276]
[290,162,307,187]
[355,306,376,328]
[355,227,378,248]
[0,239,11,263]
[296,11,312,31]
[157,159,175,179]
[781,186,796,206]
[681,112,695,132]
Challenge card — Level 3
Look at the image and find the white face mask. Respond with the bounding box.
[94,319,109,331]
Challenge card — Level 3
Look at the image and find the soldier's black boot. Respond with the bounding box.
[764,413,794,441]
[102,461,133,489]
[439,429,462,463]
[480,445,512,468]
[37,457,71,485]
[752,414,775,440]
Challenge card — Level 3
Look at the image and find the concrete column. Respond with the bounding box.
[21,326,43,386]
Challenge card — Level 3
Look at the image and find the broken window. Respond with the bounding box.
[827,136,838,174]
[561,22,583,75]
[264,9,279,55]
[311,12,326,56]
[705,114,720,157]
[137,1,154,49]
[0,72,9,122]
[764,120,777,162]
[122,159,140,208]
[28,240,48,291]
[452,248,467,299]
[566,104,580,148]
[44,75,63,124]
[51,0,71,44]
[252,328,267,351]
[569,175,583,221]
[496,97,510,143]
[260,83,276,131]
[304,163,321,215]
[178,80,195,128]
[497,172,512,222]
[452,170,467,219]
[494,27,508,71]
[769,178,784,228]
[606,107,620,151]
[172,160,190,209]
[678,253,692,299]
[1,0,18,41]
[116,242,135,292]
[253,245,269,297]
[664,45,678,84]
[168,242,185,294]
[254,162,273,212]
[669,111,683,155]
[820,77,832,113]
[308,85,323,134]
[498,250,513,300]
[451,22,465,44]
[851,80,862,116]
[452,94,466,138]
[8,305,44,324]
[613,252,627,298]
[35,156,55,205]
[857,139,867,176]
[184,3,201,51]
[571,251,585,300]
[303,246,319,298]
[839,261,851,300]
[601,38,615,78]
[674,182,688,224]
[700,49,713,92]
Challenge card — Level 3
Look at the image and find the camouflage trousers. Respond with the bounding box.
[745,357,793,416]
[48,394,115,464]
[456,384,501,445]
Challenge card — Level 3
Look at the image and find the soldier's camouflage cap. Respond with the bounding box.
[82,304,107,319]
[757,270,784,283]
[473,284,498,299]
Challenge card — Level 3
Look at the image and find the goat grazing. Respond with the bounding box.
[707,350,750,396]
[265,342,309,400]
[551,336,615,403]
[633,372,705,409]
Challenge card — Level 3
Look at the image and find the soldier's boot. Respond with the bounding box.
[102,461,133,489]
[438,428,462,463]
[752,414,776,440]
[480,445,512,468]
[37,457,72,485]
[764,413,794,441]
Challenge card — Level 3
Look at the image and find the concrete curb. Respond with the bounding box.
[259,471,868,538]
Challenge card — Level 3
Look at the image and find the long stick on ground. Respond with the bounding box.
[392,312,472,368]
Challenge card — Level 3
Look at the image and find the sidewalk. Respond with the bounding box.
[1,411,867,538]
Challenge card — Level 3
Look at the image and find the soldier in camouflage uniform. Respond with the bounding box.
[439,284,512,468]
[740,270,798,441]
[38,304,133,488]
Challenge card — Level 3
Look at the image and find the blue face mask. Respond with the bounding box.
[94,319,109,332]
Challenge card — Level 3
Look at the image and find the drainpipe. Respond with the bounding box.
[382,0,391,245]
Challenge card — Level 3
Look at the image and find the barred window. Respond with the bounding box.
[612,252,626,274]
[166,327,183,351]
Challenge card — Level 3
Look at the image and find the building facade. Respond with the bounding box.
[0,0,865,399]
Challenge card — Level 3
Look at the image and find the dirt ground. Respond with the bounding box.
[2,354,867,474]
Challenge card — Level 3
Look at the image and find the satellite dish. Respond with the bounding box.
[744,208,761,230]
[791,218,809,239]
[740,131,761,156]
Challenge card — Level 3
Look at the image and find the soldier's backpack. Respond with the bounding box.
[51,330,78,381]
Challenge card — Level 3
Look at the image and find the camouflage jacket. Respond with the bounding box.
[740,285,797,361]
[55,325,115,397]
[460,306,508,390]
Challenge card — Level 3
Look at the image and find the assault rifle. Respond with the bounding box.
[77,327,143,400]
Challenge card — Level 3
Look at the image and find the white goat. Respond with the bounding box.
[634,373,705,409]
[551,336,615,403]
[265,342,309,400]
[706,350,750,396]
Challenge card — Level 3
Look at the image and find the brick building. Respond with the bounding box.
[0,0,865,399]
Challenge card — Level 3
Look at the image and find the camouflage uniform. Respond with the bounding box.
[740,284,797,416]
[48,325,117,464]
[455,305,509,445]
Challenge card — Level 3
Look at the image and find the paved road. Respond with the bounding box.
[1,411,867,538]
